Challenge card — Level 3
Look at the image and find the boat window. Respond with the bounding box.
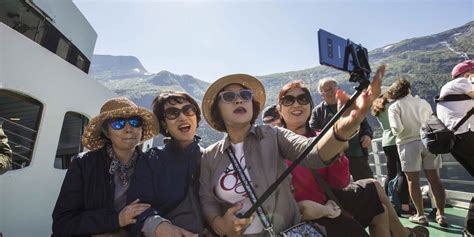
[56,37,71,60]
[76,54,87,71]
[0,89,43,170]
[54,112,89,170]
[0,0,90,73]
[67,46,90,72]
[0,0,43,42]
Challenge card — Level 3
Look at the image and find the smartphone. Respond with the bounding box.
[318,29,370,73]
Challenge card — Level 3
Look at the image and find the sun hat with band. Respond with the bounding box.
[82,97,159,151]
[202,74,266,132]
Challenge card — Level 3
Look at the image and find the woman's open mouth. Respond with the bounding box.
[178,123,192,133]
[233,107,247,114]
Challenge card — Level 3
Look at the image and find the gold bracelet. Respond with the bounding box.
[333,122,359,142]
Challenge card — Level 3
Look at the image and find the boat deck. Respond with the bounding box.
[369,138,472,237]
[398,206,468,236]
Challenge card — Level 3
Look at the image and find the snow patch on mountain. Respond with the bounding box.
[382,45,393,52]
[440,41,469,60]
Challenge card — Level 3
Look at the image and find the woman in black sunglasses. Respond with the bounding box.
[198,68,386,236]
[52,97,159,236]
[278,81,428,237]
[277,80,367,236]
[127,91,210,237]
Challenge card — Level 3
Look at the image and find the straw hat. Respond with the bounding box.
[202,74,266,132]
[82,97,159,151]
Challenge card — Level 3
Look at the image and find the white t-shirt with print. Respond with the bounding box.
[436,77,474,134]
[214,142,264,234]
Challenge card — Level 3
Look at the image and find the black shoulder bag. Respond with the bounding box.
[420,94,473,154]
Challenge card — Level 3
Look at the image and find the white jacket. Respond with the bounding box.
[388,94,433,145]
[436,77,474,134]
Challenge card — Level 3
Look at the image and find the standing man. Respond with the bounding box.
[438,60,474,236]
[0,121,12,174]
[437,60,474,176]
[310,78,374,181]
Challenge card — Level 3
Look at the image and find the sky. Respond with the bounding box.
[74,0,474,82]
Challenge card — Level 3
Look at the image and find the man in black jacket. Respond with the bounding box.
[310,78,374,181]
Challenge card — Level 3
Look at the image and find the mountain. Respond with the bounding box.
[259,21,473,107]
[90,55,149,80]
[90,55,211,107]
[90,21,473,144]
[89,55,222,147]
[257,21,473,137]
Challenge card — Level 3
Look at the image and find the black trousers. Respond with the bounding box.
[383,145,410,204]
[314,214,369,237]
[348,156,374,181]
[451,131,474,176]
[466,196,474,236]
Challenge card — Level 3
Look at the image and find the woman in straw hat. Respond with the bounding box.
[127,91,208,237]
[199,65,385,236]
[52,97,159,236]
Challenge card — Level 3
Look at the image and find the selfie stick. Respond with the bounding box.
[241,41,371,218]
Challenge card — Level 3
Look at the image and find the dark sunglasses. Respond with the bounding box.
[280,94,311,107]
[109,116,143,130]
[164,104,197,120]
[218,89,253,103]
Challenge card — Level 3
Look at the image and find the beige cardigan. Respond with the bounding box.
[199,125,330,235]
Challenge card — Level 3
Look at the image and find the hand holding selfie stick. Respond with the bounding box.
[241,32,372,218]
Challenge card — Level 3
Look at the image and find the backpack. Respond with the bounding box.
[420,94,472,154]
[387,175,403,215]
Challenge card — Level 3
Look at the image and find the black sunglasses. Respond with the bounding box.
[280,94,311,107]
[218,89,253,103]
[164,104,197,120]
[109,116,143,130]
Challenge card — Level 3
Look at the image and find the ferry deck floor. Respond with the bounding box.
[398,206,468,237]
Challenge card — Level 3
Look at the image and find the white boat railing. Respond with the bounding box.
[369,138,474,208]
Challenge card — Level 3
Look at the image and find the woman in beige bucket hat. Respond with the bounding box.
[52,97,159,236]
[199,66,386,236]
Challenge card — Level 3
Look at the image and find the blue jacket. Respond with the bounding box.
[127,137,203,236]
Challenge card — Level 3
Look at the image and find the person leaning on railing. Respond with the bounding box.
[0,122,12,175]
